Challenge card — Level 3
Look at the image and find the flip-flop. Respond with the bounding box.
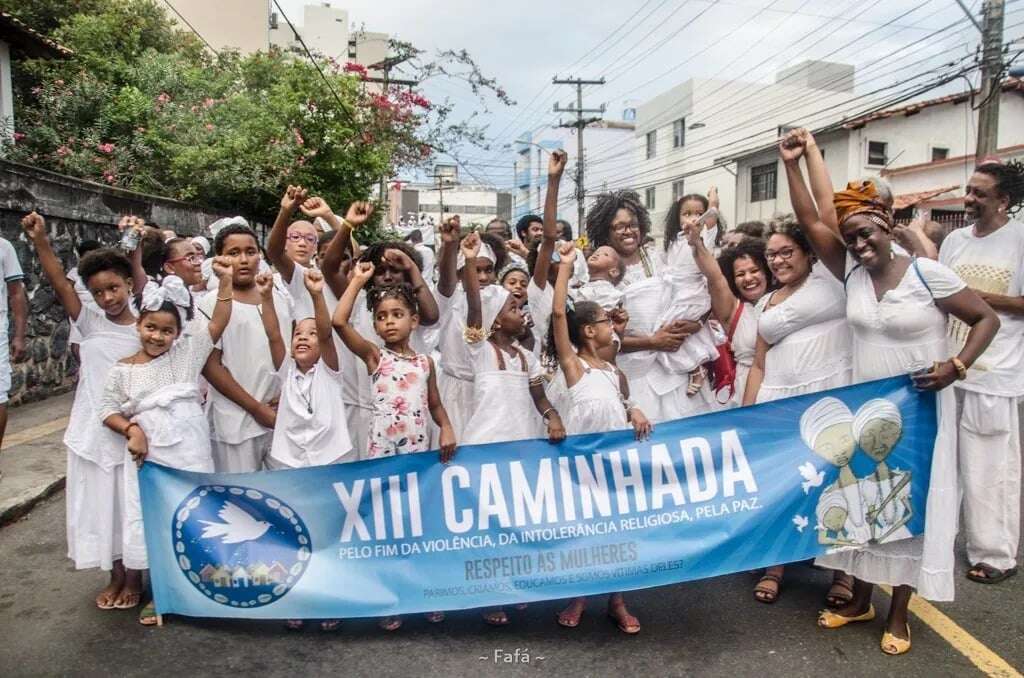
[284,619,304,631]
[966,563,1018,585]
[138,602,158,626]
[113,590,141,610]
[319,620,341,632]
[424,611,445,623]
[557,608,583,628]
[753,573,782,604]
[378,616,402,632]
[608,608,641,635]
[482,609,509,626]
[95,590,119,610]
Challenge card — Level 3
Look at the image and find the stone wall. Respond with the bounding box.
[0,160,249,405]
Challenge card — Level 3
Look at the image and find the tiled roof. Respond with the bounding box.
[842,78,1024,129]
[892,184,960,210]
[0,11,72,59]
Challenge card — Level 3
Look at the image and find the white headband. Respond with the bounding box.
[800,396,854,450]
[457,241,496,270]
[141,275,191,313]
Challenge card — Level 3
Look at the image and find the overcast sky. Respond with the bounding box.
[278,0,1020,185]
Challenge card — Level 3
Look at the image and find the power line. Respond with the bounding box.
[160,0,217,54]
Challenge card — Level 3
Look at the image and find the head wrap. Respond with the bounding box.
[800,397,854,451]
[191,236,211,255]
[833,181,892,231]
[480,285,511,334]
[498,260,528,283]
[852,398,902,442]
[456,240,496,270]
[207,216,249,238]
[141,275,191,313]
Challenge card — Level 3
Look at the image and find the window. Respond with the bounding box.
[867,140,888,166]
[646,130,657,159]
[672,180,686,202]
[645,186,656,210]
[750,162,777,202]
[931,146,950,161]
[673,119,685,148]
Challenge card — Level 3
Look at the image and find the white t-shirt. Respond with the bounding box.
[527,279,554,352]
[939,219,1024,396]
[0,238,23,318]
[198,291,293,444]
[269,358,352,467]
[278,262,315,322]
[413,244,436,284]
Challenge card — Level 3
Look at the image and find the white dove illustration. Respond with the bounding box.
[797,461,824,494]
[199,501,272,544]
[792,515,809,532]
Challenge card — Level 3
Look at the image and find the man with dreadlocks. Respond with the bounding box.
[585,190,713,423]
[939,159,1024,587]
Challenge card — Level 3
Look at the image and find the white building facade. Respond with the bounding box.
[392,182,512,234]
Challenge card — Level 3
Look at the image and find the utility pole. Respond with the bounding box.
[553,77,605,237]
[365,51,419,220]
[972,0,1006,160]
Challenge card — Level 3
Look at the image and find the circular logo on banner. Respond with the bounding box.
[172,485,311,608]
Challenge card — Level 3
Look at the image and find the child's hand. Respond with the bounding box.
[440,215,461,244]
[254,271,274,299]
[211,255,234,280]
[506,239,529,258]
[118,215,146,234]
[344,201,373,228]
[304,267,325,294]
[557,240,577,266]
[20,212,46,241]
[683,214,702,247]
[439,424,457,463]
[610,306,629,336]
[382,248,414,272]
[127,426,149,467]
[460,231,481,259]
[280,185,308,212]
[253,402,277,429]
[548,149,568,177]
[299,196,332,219]
[546,411,566,443]
[629,407,653,441]
[707,185,719,208]
[352,261,375,284]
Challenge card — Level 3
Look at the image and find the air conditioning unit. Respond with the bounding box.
[269,12,278,29]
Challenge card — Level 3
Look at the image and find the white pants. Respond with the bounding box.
[211,433,271,473]
[957,389,1021,571]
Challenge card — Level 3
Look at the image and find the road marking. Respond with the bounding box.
[1,417,69,450]
[881,585,1022,677]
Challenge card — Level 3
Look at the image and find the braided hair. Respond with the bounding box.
[585,190,651,249]
[366,283,419,315]
[975,159,1024,215]
[541,299,604,370]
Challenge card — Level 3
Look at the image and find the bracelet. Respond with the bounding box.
[216,294,233,302]
[950,357,968,380]
[341,218,356,230]
[123,422,139,438]
[541,407,556,420]
[463,326,486,344]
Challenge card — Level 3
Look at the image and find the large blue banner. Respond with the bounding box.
[141,376,936,619]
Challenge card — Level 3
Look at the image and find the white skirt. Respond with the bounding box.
[66,449,124,571]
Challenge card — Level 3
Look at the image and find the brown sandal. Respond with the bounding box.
[754,573,782,603]
[826,572,855,609]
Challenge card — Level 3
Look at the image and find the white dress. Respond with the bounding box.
[729,302,760,407]
[816,256,964,601]
[461,341,545,445]
[65,305,140,570]
[435,287,476,441]
[564,358,629,435]
[754,264,852,403]
[99,330,217,570]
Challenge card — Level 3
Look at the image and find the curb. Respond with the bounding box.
[0,474,66,527]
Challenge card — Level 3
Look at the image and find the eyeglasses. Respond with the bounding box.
[587,317,613,326]
[166,253,204,265]
[765,247,797,263]
[287,232,317,245]
[611,222,639,235]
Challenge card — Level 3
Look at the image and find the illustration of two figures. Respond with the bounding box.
[799,397,913,552]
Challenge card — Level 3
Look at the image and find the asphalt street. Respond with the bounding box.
[1,488,1022,677]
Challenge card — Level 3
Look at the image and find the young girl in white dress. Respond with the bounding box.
[781,127,998,655]
[550,242,653,635]
[333,261,456,632]
[742,219,855,610]
[99,261,234,625]
[461,232,567,627]
[21,212,147,613]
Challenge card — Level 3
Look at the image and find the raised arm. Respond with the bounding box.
[303,268,338,371]
[687,214,739,326]
[206,256,235,344]
[118,217,149,295]
[552,242,583,386]
[267,185,308,283]
[780,130,845,280]
[332,261,380,372]
[462,232,483,330]
[253,272,286,370]
[314,199,373,298]
[534,150,568,288]
[383,248,439,326]
[21,212,82,321]
[437,216,461,298]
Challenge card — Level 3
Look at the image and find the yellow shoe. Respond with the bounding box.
[817,605,876,628]
[881,625,911,655]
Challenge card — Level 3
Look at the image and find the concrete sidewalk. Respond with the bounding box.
[0,391,74,525]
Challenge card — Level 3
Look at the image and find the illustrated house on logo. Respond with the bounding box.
[231,565,251,588]
[198,564,217,582]
[249,563,271,585]
[267,562,288,584]
[211,566,232,588]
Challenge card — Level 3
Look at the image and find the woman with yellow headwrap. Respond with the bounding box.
[780,128,999,655]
